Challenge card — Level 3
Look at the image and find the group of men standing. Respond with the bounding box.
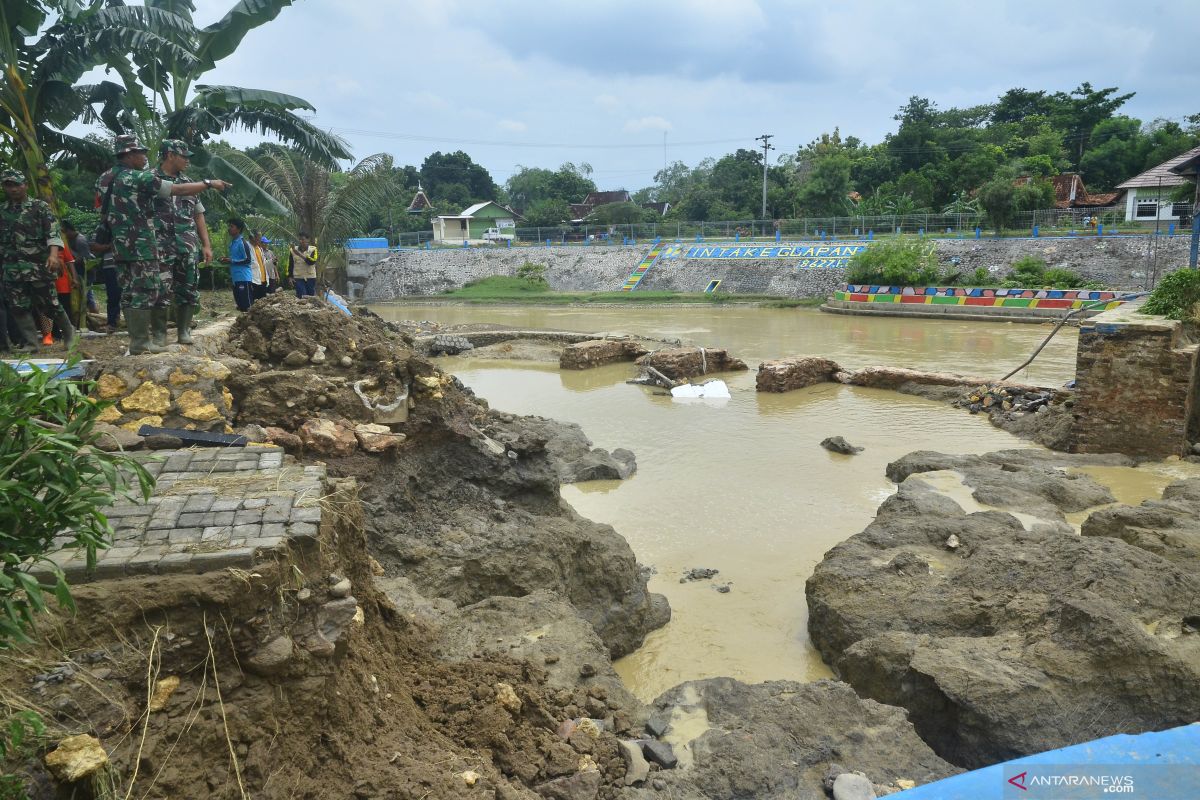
[1,134,327,356]
[92,134,229,354]
[0,134,229,354]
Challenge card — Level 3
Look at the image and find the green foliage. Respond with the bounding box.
[505,163,594,212]
[1,711,44,798]
[1005,256,1087,288]
[1142,268,1200,320]
[522,199,571,227]
[588,202,654,225]
[968,267,992,285]
[1011,255,1048,282]
[450,275,551,298]
[0,359,154,648]
[845,239,941,285]
[515,262,548,287]
[978,177,1016,232]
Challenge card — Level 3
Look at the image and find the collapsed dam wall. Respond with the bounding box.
[359,235,1193,300]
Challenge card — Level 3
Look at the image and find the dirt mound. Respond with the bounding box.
[0,481,635,799]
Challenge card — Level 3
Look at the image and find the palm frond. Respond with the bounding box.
[216,107,351,166]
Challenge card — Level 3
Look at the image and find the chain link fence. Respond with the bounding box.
[389,204,1194,248]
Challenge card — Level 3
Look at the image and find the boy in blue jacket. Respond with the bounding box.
[219,217,254,312]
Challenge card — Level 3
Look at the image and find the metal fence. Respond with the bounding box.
[389,204,1194,248]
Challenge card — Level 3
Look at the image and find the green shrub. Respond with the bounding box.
[967,267,992,286]
[846,239,941,285]
[0,359,153,648]
[1041,268,1085,288]
[515,262,548,287]
[1010,255,1046,282]
[1142,268,1200,320]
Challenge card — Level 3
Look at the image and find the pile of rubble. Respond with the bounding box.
[956,384,1059,415]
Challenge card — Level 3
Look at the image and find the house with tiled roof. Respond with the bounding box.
[1049,174,1122,209]
[1116,145,1200,222]
[569,190,635,222]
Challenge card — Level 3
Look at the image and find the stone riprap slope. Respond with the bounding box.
[361,236,1189,300]
[362,247,645,299]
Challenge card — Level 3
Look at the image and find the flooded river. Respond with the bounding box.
[370,305,1194,700]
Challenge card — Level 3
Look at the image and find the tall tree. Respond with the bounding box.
[420,151,497,208]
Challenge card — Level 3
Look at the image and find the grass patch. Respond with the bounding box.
[438,278,824,305]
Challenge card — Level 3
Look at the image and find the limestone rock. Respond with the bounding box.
[147,675,180,712]
[308,597,359,655]
[807,474,1200,768]
[175,389,222,422]
[120,381,171,415]
[354,423,406,453]
[168,368,198,386]
[755,356,841,393]
[44,734,109,783]
[833,773,877,800]
[560,339,649,370]
[121,415,163,433]
[636,347,747,381]
[495,682,522,714]
[94,373,127,400]
[619,740,650,785]
[299,418,358,457]
[246,636,295,677]
[96,405,122,424]
[93,422,143,452]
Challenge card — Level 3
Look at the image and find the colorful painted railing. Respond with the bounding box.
[834,285,1125,311]
[620,244,664,291]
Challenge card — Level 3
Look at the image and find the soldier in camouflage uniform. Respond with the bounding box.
[154,139,213,344]
[94,134,228,354]
[0,169,73,350]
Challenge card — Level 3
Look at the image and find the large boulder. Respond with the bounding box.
[807,474,1200,768]
[885,449,1125,520]
[755,357,842,393]
[483,414,637,484]
[616,678,958,800]
[88,355,246,434]
[560,340,649,370]
[636,348,747,381]
[1081,476,1200,572]
[349,413,668,659]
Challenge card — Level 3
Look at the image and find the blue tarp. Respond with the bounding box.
[2,359,90,379]
[895,724,1200,799]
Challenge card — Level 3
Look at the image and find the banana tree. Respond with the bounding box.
[0,0,197,202]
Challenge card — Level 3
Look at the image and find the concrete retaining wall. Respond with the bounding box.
[361,236,1193,300]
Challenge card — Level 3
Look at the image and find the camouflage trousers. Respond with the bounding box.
[168,255,200,308]
[116,259,172,310]
[2,271,61,313]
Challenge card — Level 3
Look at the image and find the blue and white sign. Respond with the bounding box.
[684,243,866,269]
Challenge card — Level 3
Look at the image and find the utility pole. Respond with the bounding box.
[756,134,774,220]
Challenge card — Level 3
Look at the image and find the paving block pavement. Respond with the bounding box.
[36,446,326,583]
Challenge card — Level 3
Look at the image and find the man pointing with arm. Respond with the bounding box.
[95,134,229,355]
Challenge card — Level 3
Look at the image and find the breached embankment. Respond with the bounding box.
[5,296,971,799]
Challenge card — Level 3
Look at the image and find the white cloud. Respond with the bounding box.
[624,116,673,133]
[497,119,528,132]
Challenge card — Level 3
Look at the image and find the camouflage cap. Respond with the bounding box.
[159,139,192,158]
[114,134,148,156]
[0,169,26,184]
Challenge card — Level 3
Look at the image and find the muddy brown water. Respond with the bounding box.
[371,305,1197,700]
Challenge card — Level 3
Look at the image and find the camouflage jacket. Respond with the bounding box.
[153,168,205,259]
[96,166,170,263]
[0,197,62,279]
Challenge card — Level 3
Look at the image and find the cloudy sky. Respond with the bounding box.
[181,0,1197,191]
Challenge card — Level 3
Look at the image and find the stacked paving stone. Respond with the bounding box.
[42,446,324,582]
